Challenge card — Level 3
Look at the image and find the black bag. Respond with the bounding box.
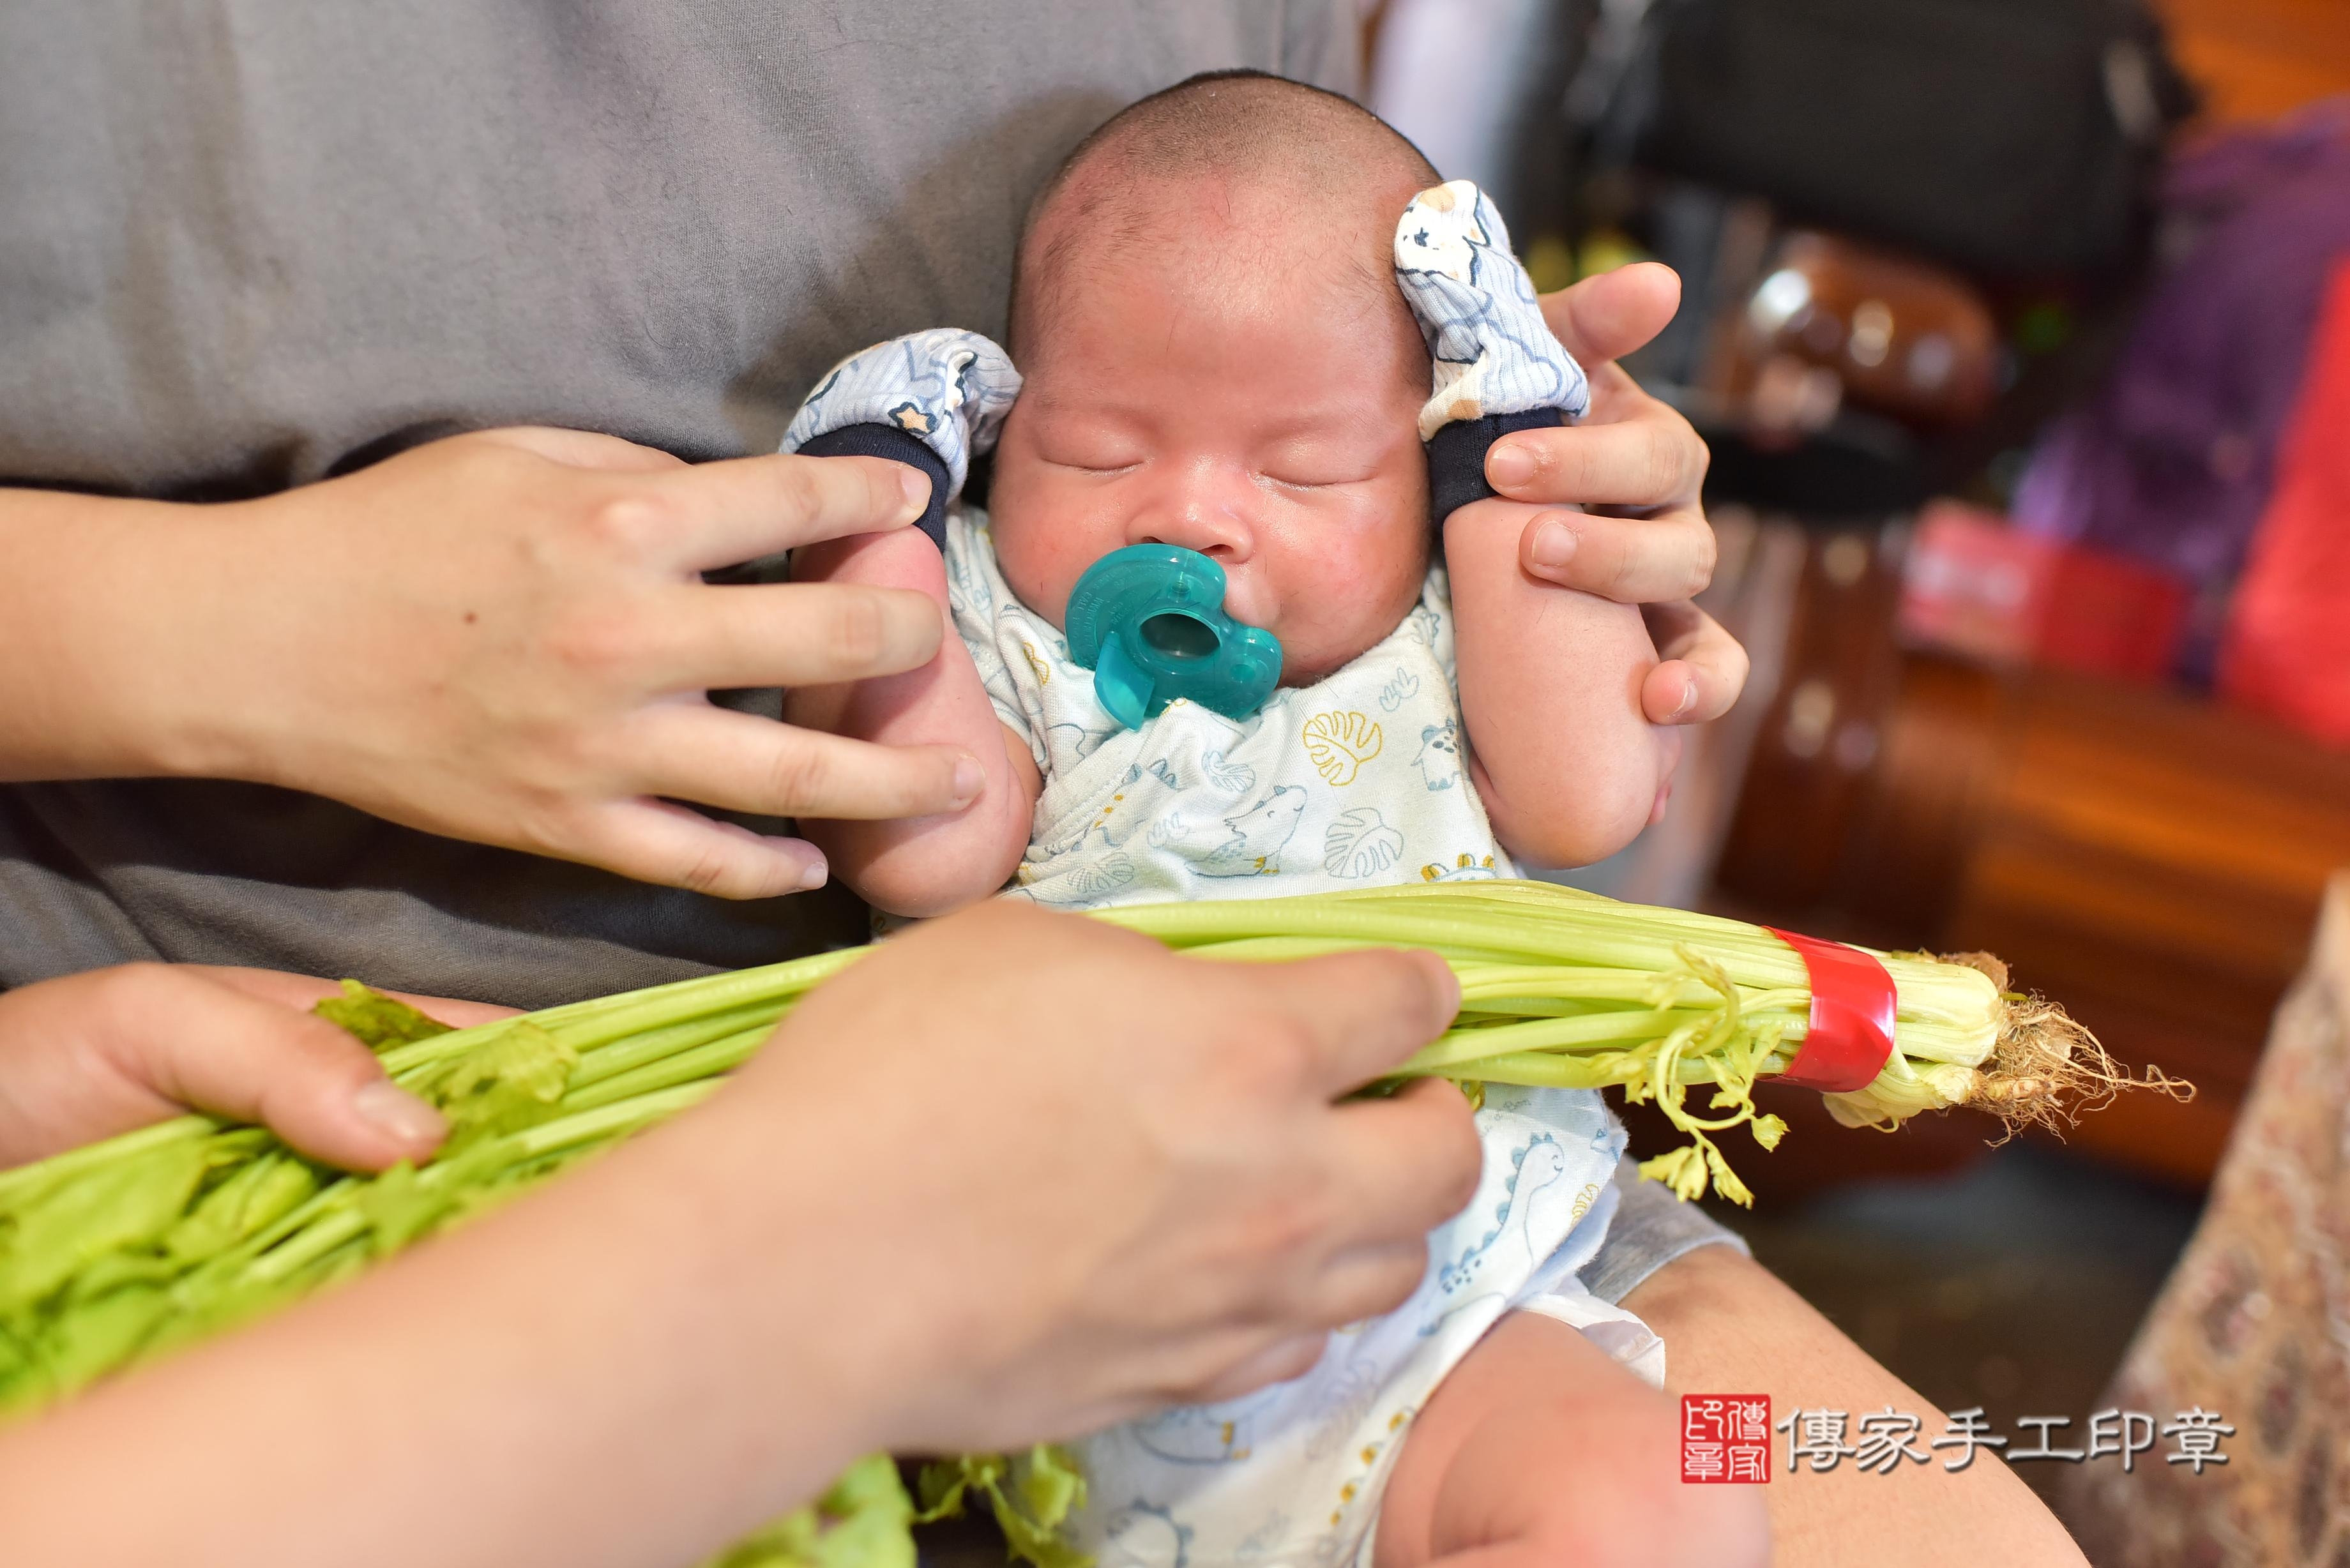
[1596,0,2194,276]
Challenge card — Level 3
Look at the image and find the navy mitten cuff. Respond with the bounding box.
[792,423,955,551]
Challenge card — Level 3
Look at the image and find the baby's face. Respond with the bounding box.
[988,208,1432,686]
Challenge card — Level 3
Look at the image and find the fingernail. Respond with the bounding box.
[1531,519,1577,569]
[951,755,985,806]
[1487,442,1536,490]
[352,1080,447,1146]
[1671,678,1696,720]
[898,465,931,513]
[798,857,830,891]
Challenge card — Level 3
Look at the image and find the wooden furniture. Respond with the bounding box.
[2155,0,2350,128]
[1709,527,2350,1188]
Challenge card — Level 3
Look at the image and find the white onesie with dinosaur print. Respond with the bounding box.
[945,509,1664,1568]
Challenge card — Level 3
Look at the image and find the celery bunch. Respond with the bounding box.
[1098,880,2130,1202]
[0,880,2132,1564]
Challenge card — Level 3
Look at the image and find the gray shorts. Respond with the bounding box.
[1579,1157,1749,1305]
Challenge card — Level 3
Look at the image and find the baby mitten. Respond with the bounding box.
[779,329,1022,549]
[1393,179,1591,523]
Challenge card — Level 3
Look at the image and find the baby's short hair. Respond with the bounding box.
[1009,70,1441,362]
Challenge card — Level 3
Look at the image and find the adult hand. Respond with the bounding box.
[3,428,981,898]
[0,904,1483,1568]
[721,901,1483,1451]
[1490,264,1750,727]
[0,964,512,1171]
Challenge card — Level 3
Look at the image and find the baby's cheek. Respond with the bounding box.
[1270,548,1425,681]
[989,515,1095,629]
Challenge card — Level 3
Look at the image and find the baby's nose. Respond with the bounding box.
[1129,468,1256,562]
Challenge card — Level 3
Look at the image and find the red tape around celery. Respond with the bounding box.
[1764,928,1897,1094]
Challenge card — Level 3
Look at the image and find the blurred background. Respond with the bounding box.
[1362,0,2350,1555]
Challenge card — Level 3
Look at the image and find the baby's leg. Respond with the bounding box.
[1376,1313,1768,1568]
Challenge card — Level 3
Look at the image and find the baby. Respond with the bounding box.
[784,73,1761,1568]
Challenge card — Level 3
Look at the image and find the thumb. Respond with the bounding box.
[1538,262,1681,366]
[114,969,450,1172]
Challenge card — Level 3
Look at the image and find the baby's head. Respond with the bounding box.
[988,73,1439,686]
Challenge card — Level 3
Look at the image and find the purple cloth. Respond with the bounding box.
[2015,98,2350,601]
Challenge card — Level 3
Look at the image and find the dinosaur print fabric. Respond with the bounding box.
[1059,1088,1654,1568]
[944,511,1520,909]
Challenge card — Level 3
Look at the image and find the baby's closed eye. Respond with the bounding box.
[1255,432,1393,491]
[1030,419,1146,474]
[1256,449,1384,490]
[1259,466,1372,490]
[1044,448,1142,475]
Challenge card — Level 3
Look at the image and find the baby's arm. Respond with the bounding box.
[785,529,1039,918]
[1397,181,1675,870]
[775,329,1035,916]
[1446,503,1676,870]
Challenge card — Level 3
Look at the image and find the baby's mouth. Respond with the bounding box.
[1213,570,1275,638]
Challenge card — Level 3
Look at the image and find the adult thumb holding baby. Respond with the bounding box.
[0,963,519,1172]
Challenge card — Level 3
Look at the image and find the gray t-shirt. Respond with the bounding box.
[0,0,1360,1005]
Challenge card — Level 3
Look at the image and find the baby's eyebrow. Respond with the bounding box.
[1252,403,1397,445]
[1017,389,1142,423]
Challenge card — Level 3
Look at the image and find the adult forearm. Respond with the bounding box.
[0,487,257,782]
[0,1084,905,1568]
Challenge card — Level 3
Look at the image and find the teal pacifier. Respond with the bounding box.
[1064,545,1282,731]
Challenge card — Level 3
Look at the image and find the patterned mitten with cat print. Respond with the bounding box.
[1393,180,1591,524]
[780,329,1022,550]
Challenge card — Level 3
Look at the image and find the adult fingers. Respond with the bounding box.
[559,799,833,899]
[1507,502,1720,607]
[1315,1080,1485,1245]
[645,452,930,571]
[1178,1333,1338,1408]
[643,580,944,692]
[1234,947,1461,1096]
[628,705,982,825]
[1487,412,1708,516]
[1537,262,1682,366]
[1296,1239,1443,1333]
[1637,601,1750,725]
[1181,1235,1450,1403]
[102,968,448,1171]
[192,967,519,1029]
[466,425,691,473]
